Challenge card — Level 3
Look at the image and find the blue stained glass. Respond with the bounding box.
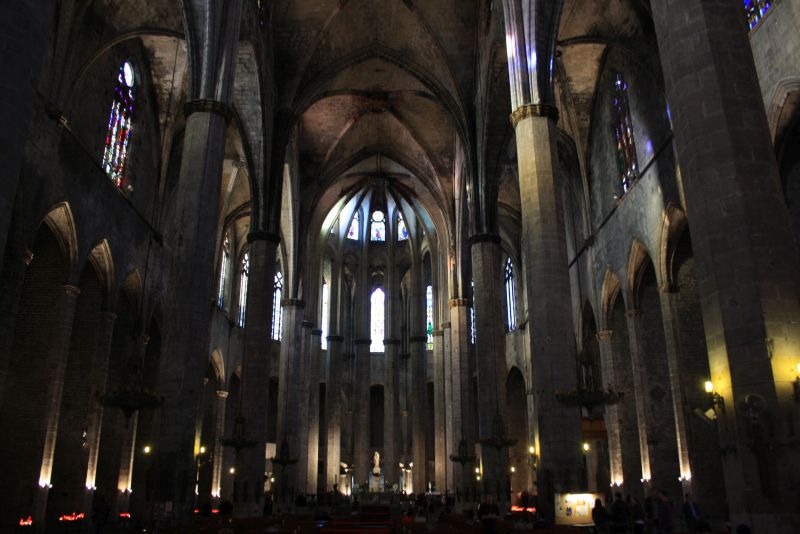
[370,210,386,242]
[744,0,772,29]
[397,214,409,241]
[612,73,639,193]
[102,61,135,188]
[426,285,434,349]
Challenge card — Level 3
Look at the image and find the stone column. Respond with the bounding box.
[657,288,693,487]
[511,107,582,506]
[596,331,624,488]
[210,390,228,500]
[652,2,800,529]
[0,246,33,407]
[448,301,473,495]
[409,335,428,493]
[325,335,345,490]
[469,235,509,502]
[624,310,653,485]
[82,312,118,496]
[305,329,323,493]
[432,329,446,492]
[237,233,279,515]
[114,414,139,515]
[294,320,313,494]
[353,338,371,485]
[382,338,400,488]
[32,284,80,524]
[275,298,304,500]
[0,0,57,273]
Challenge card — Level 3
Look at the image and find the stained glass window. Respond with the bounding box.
[271,271,283,341]
[102,61,135,187]
[216,232,230,309]
[370,210,386,242]
[370,288,385,352]
[347,211,360,240]
[321,279,330,350]
[426,285,434,349]
[744,0,772,29]
[469,280,476,345]
[237,252,249,327]
[612,73,638,193]
[505,258,517,331]
[397,213,409,241]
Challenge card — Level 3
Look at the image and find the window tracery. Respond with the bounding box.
[102,61,135,188]
[397,213,409,241]
[321,279,330,350]
[347,212,360,240]
[505,258,517,331]
[426,285,434,349]
[272,271,283,341]
[216,232,230,309]
[370,210,386,242]
[612,73,639,193]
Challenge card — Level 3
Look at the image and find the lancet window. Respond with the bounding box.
[102,61,135,187]
[370,288,385,352]
[397,213,409,241]
[426,285,434,349]
[237,252,249,327]
[370,210,386,242]
[505,258,517,331]
[271,271,283,341]
[216,232,230,309]
[347,212,360,240]
[612,73,639,193]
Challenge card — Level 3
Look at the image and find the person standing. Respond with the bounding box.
[592,497,610,534]
[611,492,630,533]
[682,493,701,532]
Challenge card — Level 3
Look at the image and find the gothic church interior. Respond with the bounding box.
[1,0,800,532]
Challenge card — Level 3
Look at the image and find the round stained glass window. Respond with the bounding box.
[372,210,384,222]
[123,61,135,88]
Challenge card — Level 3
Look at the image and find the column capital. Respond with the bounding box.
[183,99,234,124]
[247,230,281,245]
[432,330,444,337]
[449,298,470,308]
[468,233,501,247]
[625,308,641,318]
[409,335,428,344]
[311,329,324,336]
[354,338,371,346]
[441,322,451,329]
[326,335,344,343]
[510,103,559,128]
[216,390,229,399]
[62,284,80,297]
[383,339,401,345]
[301,321,314,329]
[596,330,614,341]
[659,282,678,294]
[281,298,305,308]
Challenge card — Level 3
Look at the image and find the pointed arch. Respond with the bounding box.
[41,202,78,272]
[210,348,225,389]
[626,238,653,309]
[88,239,115,300]
[600,268,622,331]
[658,204,689,289]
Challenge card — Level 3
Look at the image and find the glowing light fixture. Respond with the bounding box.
[794,363,800,403]
[704,380,725,413]
[582,442,590,453]
[143,445,151,454]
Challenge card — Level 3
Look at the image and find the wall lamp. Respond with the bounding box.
[793,363,800,403]
[705,381,725,414]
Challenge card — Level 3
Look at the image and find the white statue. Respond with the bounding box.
[372,451,381,474]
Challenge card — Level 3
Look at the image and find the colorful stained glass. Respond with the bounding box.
[217,232,230,308]
[397,214,409,241]
[370,288,385,352]
[102,61,135,187]
[744,0,772,29]
[426,285,434,349]
[237,252,249,327]
[347,212,360,240]
[612,73,639,193]
[505,258,516,331]
[272,272,283,341]
[370,210,386,241]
